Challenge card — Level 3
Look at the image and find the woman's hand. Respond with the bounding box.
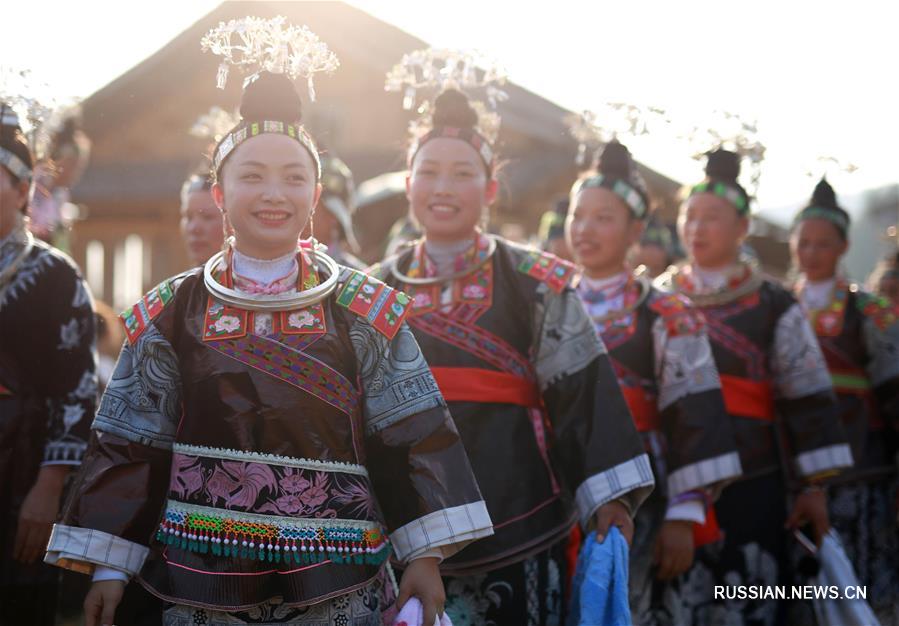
[84,580,125,626]
[653,520,694,580]
[13,465,69,563]
[595,500,634,546]
[397,556,445,625]
[786,487,830,547]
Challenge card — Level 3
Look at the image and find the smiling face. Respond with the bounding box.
[566,186,644,278]
[790,217,847,282]
[180,188,225,266]
[212,133,321,260]
[678,192,749,269]
[406,137,497,243]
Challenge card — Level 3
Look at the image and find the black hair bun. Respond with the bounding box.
[432,89,478,129]
[705,149,741,183]
[239,72,303,123]
[597,140,633,179]
[811,177,838,209]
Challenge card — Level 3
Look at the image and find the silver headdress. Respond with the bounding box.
[201,15,339,101]
[201,16,339,178]
[565,104,669,166]
[0,68,75,182]
[678,109,766,195]
[385,48,507,145]
[802,155,858,179]
[190,106,241,143]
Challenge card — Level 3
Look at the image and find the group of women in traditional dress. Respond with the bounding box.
[0,14,896,626]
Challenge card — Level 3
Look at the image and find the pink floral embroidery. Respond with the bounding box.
[287,310,315,329]
[462,284,486,300]
[333,480,379,518]
[170,455,205,499]
[174,453,377,521]
[214,315,241,334]
[298,472,329,508]
[279,470,311,494]
[413,292,432,308]
[206,460,277,509]
[274,494,304,514]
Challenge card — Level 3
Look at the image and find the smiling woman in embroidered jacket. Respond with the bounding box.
[371,75,653,623]
[44,29,491,626]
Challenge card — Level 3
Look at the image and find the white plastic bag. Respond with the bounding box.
[797,529,880,626]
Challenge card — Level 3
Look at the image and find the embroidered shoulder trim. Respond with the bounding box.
[120,277,181,344]
[336,269,411,340]
[172,443,369,476]
[516,249,577,293]
[648,291,706,337]
[855,289,899,331]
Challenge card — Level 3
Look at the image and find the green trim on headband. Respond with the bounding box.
[690,180,749,214]
[214,120,321,180]
[794,206,849,233]
[576,175,648,219]
[0,147,32,183]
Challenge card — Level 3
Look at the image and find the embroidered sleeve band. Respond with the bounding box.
[795,443,853,477]
[667,451,742,498]
[574,453,655,529]
[389,501,493,564]
[45,524,149,577]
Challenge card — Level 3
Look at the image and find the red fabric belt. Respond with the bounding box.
[430,367,541,407]
[621,386,661,433]
[719,374,774,422]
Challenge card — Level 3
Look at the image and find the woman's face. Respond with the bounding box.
[406,137,497,243]
[790,218,847,282]
[678,192,748,269]
[212,133,321,260]
[566,187,643,276]
[0,166,29,239]
[180,188,225,266]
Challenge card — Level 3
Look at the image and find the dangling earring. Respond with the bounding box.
[308,210,317,268]
[221,210,235,253]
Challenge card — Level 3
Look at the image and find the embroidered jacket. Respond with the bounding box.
[0,229,97,587]
[45,250,492,610]
[374,235,654,574]
[796,279,899,483]
[656,262,852,482]
[576,273,742,515]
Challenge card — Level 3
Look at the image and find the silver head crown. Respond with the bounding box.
[385,48,508,143]
[565,104,669,166]
[201,16,339,101]
[190,106,241,143]
[678,109,766,193]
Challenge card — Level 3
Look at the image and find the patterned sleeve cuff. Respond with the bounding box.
[44,524,149,577]
[575,453,655,528]
[92,566,131,583]
[665,499,707,524]
[667,451,742,497]
[795,444,853,477]
[389,501,494,564]
[43,440,87,465]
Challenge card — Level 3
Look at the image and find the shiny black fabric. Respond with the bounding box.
[382,239,648,574]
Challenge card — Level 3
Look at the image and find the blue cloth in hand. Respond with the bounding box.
[567,527,631,626]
